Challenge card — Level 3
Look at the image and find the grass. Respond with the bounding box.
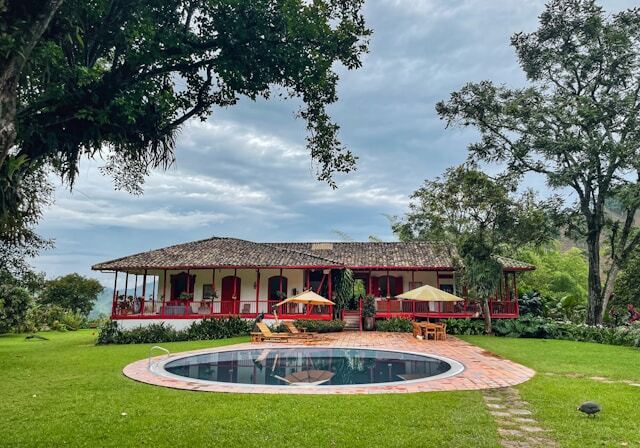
[461,336,640,448]
[1,331,638,447]
[0,331,496,448]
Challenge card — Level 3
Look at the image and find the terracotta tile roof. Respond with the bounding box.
[269,242,456,269]
[92,237,534,271]
[495,256,536,271]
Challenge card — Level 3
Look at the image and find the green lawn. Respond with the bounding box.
[0,331,495,448]
[0,331,638,448]
[461,336,640,448]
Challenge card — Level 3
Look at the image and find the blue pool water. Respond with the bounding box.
[163,347,453,386]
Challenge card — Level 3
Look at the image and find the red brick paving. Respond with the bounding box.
[123,332,535,394]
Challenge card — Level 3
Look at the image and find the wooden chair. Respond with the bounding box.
[434,323,447,341]
[423,325,437,341]
[412,322,423,338]
[256,323,293,343]
[283,321,317,338]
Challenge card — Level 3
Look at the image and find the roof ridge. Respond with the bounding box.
[259,241,344,266]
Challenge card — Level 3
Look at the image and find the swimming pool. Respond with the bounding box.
[154,347,464,387]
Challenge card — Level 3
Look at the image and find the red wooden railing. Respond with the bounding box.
[112,294,517,321]
[111,296,333,320]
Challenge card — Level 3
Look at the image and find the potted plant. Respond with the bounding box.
[362,295,376,330]
[179,292,194,301]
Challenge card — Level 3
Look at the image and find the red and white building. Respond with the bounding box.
[92,237,533,329]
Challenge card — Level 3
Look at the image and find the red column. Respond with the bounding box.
[255,269,260,316]
[151,274,156,313]
[386,270,390,298]
[162,269,167,317]
[124,272,129,297]
[211,268,215,315]
[368,270,372,296]
[513,272,519,315]
[327,269,332,300]
[112,271,118,318]
[233,268,238,313]
[185,269,190,315]
[141,270,147,315]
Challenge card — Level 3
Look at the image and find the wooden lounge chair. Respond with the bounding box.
[255,323,294,343]
[283,321,317,338]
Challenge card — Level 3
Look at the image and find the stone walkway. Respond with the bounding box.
[123,332,535,394]
[484,387,557,448]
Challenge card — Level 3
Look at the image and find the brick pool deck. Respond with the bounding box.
[123,332,535,394]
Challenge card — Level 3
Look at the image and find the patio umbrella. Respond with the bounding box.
[274,370,335,386]
[272,290,334,324]
[275,290,335,307]
[395,284,464,302]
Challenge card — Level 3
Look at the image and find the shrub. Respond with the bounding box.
[96,320,122,345]
[293,319,345,333]
[185,317,252,340]
[24,304,88,332]
[376,317,412,332]
[489,317,640,348]
[444,318,485,335]
[518,291,545,317]
[0,285,32,333]
[362,295,376,318]
[96,317,252,345]
[268,322,288,333]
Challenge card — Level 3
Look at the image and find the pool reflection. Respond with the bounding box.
[164,348,451,386]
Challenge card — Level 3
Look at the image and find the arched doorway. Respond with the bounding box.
[221,276,241,314]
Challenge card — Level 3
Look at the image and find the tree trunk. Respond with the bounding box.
[599,263,620,324]
[0,0,65,168]
[586,231,604,325]
[0,79,18,168]
[482,298,492,334]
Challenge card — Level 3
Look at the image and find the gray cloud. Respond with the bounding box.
[33,0,638,284]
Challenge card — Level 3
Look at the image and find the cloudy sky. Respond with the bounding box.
[32,0,635,284]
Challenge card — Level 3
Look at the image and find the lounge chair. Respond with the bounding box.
[283,321,317,338]
[255,323,294,343]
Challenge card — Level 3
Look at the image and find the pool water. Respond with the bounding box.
[162,347,453,386]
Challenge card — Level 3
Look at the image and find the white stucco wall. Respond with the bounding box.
[147,268,307,311]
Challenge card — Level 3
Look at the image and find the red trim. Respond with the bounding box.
[162,269,167,316]
[255,269,260,313]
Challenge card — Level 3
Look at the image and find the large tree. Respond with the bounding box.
[42,273,103,316]
[393,165,556,333]
[0,0,371,255]
[436,0,640,325]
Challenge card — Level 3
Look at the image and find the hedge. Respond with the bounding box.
[96,317,252,345]
[293,319,345,333]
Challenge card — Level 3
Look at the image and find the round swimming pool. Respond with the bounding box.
[155,347,463,387]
